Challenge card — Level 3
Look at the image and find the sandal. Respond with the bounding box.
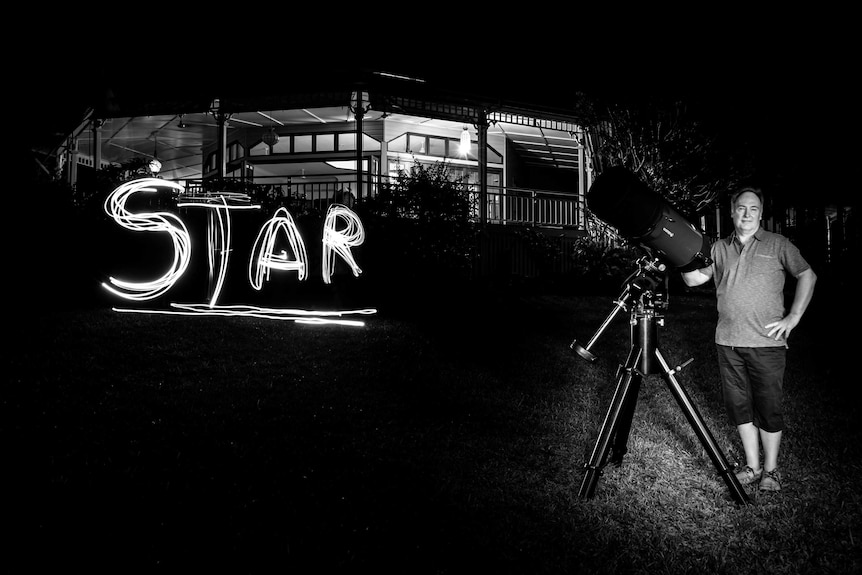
[735,465,762,486]
[760,468,782,491]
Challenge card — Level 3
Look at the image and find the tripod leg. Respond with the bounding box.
[609,368,642,466]
[653,348,751,505]
[579,346,643,500]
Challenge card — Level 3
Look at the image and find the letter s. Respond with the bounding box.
[101,178,191,301]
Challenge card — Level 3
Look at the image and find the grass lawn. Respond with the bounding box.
[5,284,859,574]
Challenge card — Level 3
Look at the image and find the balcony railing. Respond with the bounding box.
[179,179,588,232]
[485,186,584,229]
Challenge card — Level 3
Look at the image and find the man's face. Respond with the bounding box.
[732,191,762,235]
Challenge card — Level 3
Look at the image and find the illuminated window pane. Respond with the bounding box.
[272,137,291,154]
[250,142,269,156]
[228,143,244,162]
[428,137,445,157]
[407,134,425,154]
[388,159,412,177]
[446,139,465,159]
[362,134,380,151]
[339,133,356,151]
[388,134,406,153]
[294,135,313,153]
[317,134,335,152]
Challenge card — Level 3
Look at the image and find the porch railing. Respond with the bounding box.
[485,186,584,229]
[179,179,588,232]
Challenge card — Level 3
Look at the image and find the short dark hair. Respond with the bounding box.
[730,186,764,209]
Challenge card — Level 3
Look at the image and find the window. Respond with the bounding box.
[294,135,313,153]
[250,141,270,156]
[407,134,425,154]
[388,132,502,164]
[317,133,335,152]
[339,133,355,151]
[272,137,291,154]
[259,132,381,155]
[227,142,244,162]
[362,134,381,151]
[388,134,406,153]
[447,139,471,159]
[428,137,446,157]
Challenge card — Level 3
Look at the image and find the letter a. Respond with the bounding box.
[248,206,308,290]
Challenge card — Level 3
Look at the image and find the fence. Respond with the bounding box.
[178,178,614,279]
[181,179,588,231]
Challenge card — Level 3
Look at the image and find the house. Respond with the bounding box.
[53,66,596,282]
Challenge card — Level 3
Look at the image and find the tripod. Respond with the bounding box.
[571,257,750,505]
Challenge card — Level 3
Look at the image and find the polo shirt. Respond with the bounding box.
[705,228,810,348]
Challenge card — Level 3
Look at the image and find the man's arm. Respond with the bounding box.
[765,268,817,340]
[681,268,712,287]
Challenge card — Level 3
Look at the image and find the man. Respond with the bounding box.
[682,187,817,492]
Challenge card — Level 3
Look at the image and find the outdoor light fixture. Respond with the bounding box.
[262,127,279,147]
[459,127,471,155]
[349,90,370,116]
[149,132,162,175]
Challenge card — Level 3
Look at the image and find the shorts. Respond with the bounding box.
[715,344,786,433]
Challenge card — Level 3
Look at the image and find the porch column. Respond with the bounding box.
[66,136,78,188]
[351,90,369,201]
[210,99,228,180]
[576,131,585,229]
[356,108,363,201]
[478,110,488,226]
[92,119,103,172]
[217,113,228,179]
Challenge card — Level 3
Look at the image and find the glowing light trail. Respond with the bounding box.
[322,203,365,283]
[101,179,376,326]
[113,304,377,326]
[248,206,309,289]
[101,179,191,301]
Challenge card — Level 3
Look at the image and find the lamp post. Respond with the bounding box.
[209,98,229,180]
[350,90,370,201]
[478,112,488,226]
[92,118,103,173]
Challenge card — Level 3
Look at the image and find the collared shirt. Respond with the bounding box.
[707,228,810,347]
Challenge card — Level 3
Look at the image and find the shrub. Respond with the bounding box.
[355,162,478,311]
[565,237,643,295]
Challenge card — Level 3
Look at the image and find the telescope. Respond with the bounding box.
[587,166,711,272]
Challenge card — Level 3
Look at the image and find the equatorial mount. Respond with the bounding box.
[570,255,668,363]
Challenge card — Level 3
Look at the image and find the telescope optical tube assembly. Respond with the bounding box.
[587,167,712,272]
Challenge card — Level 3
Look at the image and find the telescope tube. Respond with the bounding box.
[587,167,712,272]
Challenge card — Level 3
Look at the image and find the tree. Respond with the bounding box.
[578,95,753,221]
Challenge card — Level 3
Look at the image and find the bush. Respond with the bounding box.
[565,237,643,295]
[355,162,478,312]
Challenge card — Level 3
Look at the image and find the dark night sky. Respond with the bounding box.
[13,15,855,204]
